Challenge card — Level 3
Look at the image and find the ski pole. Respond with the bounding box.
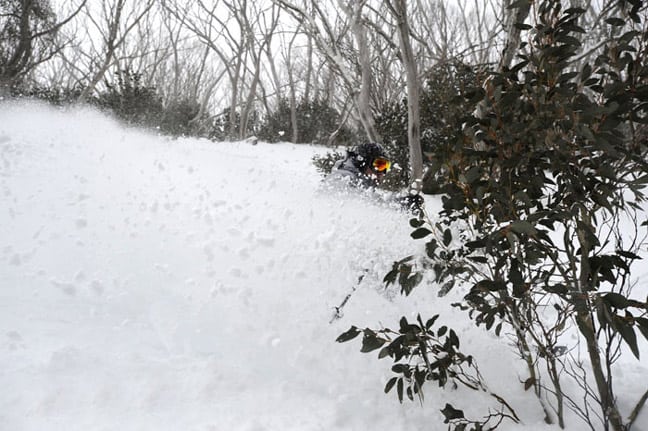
[329,268,369,324]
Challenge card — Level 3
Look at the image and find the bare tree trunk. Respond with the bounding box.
[388,0,423,187]
[575,212,625,431]
[347,0,381,142]
[289,69,298,143]
[303,30,313,103]
[499,0,531,70]
[264,19,288,105]
[283,30,300,143]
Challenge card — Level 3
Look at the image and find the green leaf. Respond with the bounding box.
[557,35,582,49]
[617,249,641,260]
[406,386,414,401]
[392,364,408,374]
[438,326,448,337]
[409,218,425,228]
[606,17,626,26]
[400,271,423,296]
[558,71,579,83]
[509,259,524,287]
[632,174,648,185]
[464,166,482,183]
[397,378,404,403]
[438,280,455,297]
[440,403,465,423]
[514,22,533,30]
[603,292,630,309]
[596,302,614,330]
[466,239,486,249]
[524,377,536,391]
[510,220,537,235]
[411,227,433,239]
[360,330,386,353]
[336,326,361,343]
[545,283,568,295]
[414,368,426,389]
[416,314,425,328]
[513,281,529,298]
[581,64,592,82]
[468,256,488,264]
[564,7,586,15]
[448,329,460,348]
[616,318,640,359]
[384,377,398,394]
[443,229,452,246]
[507,0,531,10]
[425,239,438,259]
[473,279,506,292]
[378,346,391,359]
[383,268,398,286]
[495,322,503,337]
[399,316,409,332]
[425,315,440,330]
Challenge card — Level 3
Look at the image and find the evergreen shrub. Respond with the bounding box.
[375,62,479,192]
[95,69,164,128]
[259,97,356,145]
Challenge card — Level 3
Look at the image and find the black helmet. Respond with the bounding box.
[350,142,388,170]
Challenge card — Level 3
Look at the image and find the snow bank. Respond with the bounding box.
[1,102,645,430]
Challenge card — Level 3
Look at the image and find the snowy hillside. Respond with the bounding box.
[1,102,646,431]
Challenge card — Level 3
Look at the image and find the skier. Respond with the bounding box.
[326,142,392,189]
[324,142,424,213]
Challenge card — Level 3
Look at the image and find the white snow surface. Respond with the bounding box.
[1,102,647,431]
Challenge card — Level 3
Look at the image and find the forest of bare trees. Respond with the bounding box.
[3,0,635,185]
[3,1,504,141]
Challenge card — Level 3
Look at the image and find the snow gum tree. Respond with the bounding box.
[339,1,648,430]
[0,0,85,96]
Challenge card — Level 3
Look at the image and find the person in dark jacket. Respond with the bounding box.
[326,142,392,189]
[324,142,424,213]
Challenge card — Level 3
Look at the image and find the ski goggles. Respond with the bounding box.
[372,157,391,172]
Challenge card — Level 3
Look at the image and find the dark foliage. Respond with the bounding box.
[12,85,83,105]
[374,62,480,191]
[314,62,479,191]
[91,69,207,138]
[259,97,356,145]
[337,312,520,430]
[312,150,346,177]
[0,0,58,92]
[159,98,202,137]
[94,69,164,129]
[208,107,261,141]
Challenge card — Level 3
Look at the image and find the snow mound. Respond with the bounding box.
[1,102,645,430]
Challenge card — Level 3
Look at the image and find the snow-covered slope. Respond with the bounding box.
[1,102,646,431]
